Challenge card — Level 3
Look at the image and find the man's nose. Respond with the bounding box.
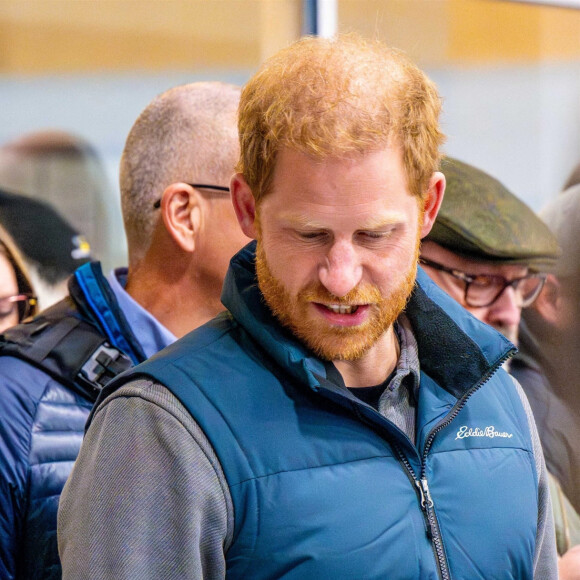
[487,286,522,328]
[318,240,363,298]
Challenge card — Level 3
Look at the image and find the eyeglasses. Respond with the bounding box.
[0,293,37,322]
[153,184,230,209]
[419,257,547,308]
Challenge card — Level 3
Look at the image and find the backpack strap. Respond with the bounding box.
[71,262,146,365]
[0,298,132,402]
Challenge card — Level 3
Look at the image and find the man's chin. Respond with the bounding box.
[300,330,379,362]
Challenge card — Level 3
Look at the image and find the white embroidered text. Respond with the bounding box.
[455,426,513,440]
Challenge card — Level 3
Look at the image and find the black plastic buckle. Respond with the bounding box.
[79,343,132,395]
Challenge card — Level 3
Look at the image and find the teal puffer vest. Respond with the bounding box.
[128,244,538,579]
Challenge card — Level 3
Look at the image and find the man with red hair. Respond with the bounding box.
[60,35,557,579]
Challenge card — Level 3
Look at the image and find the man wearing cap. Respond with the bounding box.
[420,157,580,569]
[0,82,249,580]
[420,157,560,347]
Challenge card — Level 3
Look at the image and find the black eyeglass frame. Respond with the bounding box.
[419,257,547,308]
[153,183,230,209]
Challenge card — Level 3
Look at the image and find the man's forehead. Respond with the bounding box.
[423,241,530,277]
[265,146,415,202]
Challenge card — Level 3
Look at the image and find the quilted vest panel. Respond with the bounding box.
[134,318,538,580]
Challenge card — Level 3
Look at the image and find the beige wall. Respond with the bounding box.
[0,0,579,74]
[339,0,580,66]
[446,0,580,63]
[0,0,300,73]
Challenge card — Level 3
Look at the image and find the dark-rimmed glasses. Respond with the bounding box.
[153,184,230,209]
[0,293,37,322]
[419,257,546,308]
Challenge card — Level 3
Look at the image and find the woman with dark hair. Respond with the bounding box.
[0,224,37,332]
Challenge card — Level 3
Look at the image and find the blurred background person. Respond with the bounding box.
[0,129,119,270]
[420,158,580,572]
[512,183,580,523]
[0,187,91,309]
[0,223,37,332]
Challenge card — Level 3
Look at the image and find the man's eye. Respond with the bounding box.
[297,231,327,241]
[356,230,391,241]
[471,275,497,289]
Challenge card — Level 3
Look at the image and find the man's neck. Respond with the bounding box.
[125,264,223,339]
[333,325,400,388]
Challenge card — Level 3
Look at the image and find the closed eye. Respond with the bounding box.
[355,229,395,243]
[295,230,330,243]
[359,231,386,238]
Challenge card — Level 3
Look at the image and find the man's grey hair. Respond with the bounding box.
[120,81,241,268]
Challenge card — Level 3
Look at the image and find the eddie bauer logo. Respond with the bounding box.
[455,426,513,440]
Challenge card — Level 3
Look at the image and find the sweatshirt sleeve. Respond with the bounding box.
[511,376,559,579]
[58,379,234,580]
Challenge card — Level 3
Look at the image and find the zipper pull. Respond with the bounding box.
[415,478,434,539]
[419,478,434,509]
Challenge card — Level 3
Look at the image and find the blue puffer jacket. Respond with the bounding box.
[0,262,147,580]
[127,244,538,579]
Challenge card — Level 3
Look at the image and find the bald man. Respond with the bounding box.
[0,82,249,580]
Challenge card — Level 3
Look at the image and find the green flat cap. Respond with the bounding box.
[427,157,561,271]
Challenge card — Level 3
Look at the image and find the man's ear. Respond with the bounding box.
[160,183,202,253]
[419,171,446,239]
[230,173,258,239]
[534,274,561,326]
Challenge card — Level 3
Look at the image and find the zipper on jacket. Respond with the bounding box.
[415,478,434,539]
[395,445,448,580]
[418,477,449,580]
[395,349,515,580]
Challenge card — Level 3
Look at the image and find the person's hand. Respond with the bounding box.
[559,545,580,579]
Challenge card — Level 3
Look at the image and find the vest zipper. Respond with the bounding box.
[418,476,449,580]
[415,478,434,538]
[395,349,515,580]
[394,445,449,580]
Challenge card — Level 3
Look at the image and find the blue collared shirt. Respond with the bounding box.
[107,268,176,359]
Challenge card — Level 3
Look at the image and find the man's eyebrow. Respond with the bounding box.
[357,214,406,230]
